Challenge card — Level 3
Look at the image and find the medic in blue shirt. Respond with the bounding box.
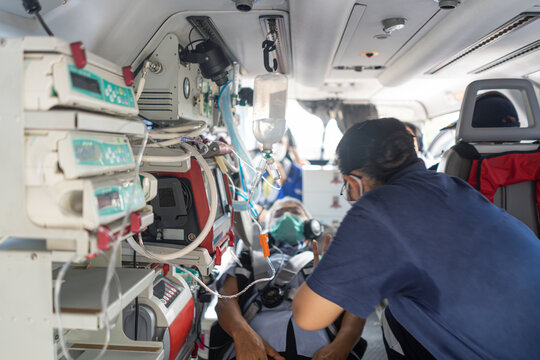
[292,118,540,360]
[257,130,303,213]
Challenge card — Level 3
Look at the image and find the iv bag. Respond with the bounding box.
[252,73,288,152]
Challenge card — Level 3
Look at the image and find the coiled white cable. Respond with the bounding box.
[127,232,278,300]
[160,121,207,133]
[146,121,207,145]
[127,141,218,261]
[178,260,275,300]
[141,154,191,163]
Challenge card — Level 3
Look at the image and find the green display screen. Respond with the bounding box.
[70,71,101,95]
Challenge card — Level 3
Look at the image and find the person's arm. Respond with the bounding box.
[293,281,344,331]
[312,311,366,360]
[216,275,284,360]
[293,237,343,331]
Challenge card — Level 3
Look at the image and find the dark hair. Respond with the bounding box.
[472,91,520,128]
[336,118,418,183]
[402,122,424,153]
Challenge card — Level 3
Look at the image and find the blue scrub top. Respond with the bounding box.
[277,161,302,201]
[259,160,303,208]
[307,161,540,360]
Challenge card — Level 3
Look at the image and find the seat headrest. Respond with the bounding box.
[456,79,540,143]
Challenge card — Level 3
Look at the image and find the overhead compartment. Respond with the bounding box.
[330,2,446,77]
[377,0,540,87]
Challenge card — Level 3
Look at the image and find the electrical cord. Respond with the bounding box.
[22,0,54,36]
[35,12,54,36]
[135,61,151,102]
[176,257,275,300]
[197,332,228,350]
[132,250,139,341]
[53,256,76,360]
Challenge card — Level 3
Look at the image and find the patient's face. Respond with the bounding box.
[272,203,308,222]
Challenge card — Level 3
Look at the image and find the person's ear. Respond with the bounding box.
[343,174,361,200]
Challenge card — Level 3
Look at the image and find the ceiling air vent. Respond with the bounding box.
[334,65,385,72]
[470,39,540,74]
[426,13,540,75]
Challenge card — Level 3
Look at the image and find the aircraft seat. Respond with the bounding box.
[439,79,540,236]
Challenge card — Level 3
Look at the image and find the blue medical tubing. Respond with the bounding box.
[216,80,232,108]
[219,82,261,207]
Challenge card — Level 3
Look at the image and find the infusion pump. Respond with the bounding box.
[0,36,150,256]
[0,36,160,360]
[22,36,138,116]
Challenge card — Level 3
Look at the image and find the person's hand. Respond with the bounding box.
[232,325,285,360]
[312,234,331,267]
[312,340,350,360]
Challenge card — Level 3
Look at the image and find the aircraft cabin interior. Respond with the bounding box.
[1,0,540,359]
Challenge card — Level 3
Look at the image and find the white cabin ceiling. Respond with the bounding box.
[1,0,540,117]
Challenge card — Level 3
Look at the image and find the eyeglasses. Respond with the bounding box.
[340,174,362,199]
[340,181,348,197]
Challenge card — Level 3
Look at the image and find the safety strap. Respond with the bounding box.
[274,251,314,287]
[252,250,271,291]
[244,250,314,323]
[252,249,314,291]
[285,317,298,360]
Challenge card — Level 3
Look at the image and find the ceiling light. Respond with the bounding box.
[235,0,254,12]
[434,0,461,10]
[382,18,407,34]
[360,51,379,58]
